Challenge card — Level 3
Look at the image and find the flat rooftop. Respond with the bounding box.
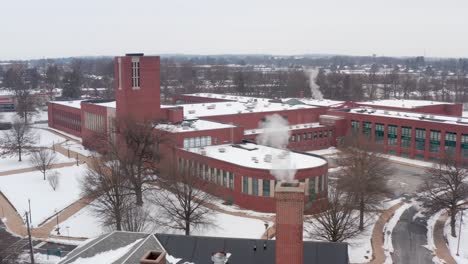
[345,108,468,126]
[157,119,236,133]
[186,142,327,170]
[183,93,269,103]
[283,98,345,107]
[182,101,316,119]
[50,100,84,109]
[357,99,450,108]
[244,122,325,135]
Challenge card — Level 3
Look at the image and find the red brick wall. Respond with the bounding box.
[115,56,163,122]
[275,185,304,264]
[47,102,82,137]
[81,102,108,150]
[329,110,468,162]
[172,147,328,213]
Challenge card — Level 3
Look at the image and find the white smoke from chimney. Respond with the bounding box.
[304,67,323,99]
[256,114,297,182]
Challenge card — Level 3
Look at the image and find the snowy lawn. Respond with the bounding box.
[57,191,271,240]
[0,150,74,173]
[61,141,96,157]
[444,210,468,264]
[32,128,68,147]
[0,165,88,227]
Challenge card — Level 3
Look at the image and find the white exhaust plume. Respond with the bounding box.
[304,68,323,99]
[256,114,297,182]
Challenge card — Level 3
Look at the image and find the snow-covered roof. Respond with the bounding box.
[346,108,468,126]
[244,122,325,135]
[183,93,270,103]
[50,100,84,109]
[186,143,327,170]
[283,98,345,107]
[357,99,449,109]
[94,101,116,108]
[157,119,236,133]
[182,101,316,119]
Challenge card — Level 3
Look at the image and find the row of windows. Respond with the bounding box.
[241,174,327,201]
[290,129,333,142]
[352,120,468,155]
[178,158,234,189]
[183,136,214,149]
[53,110,81,132]
[84,112,105,133]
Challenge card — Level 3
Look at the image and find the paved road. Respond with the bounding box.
[387,163,426,198]
[392,206,433,264]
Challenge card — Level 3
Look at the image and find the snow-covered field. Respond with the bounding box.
[57,198,270,240]
[444,210,468,264]
[61,141,96,157]
[0,165,88,227]
[0,151,74,173]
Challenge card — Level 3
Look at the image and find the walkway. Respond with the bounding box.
[391,206,433,264]
[0,129,93,241]
[433,211,456,264]
[369,202,403,264]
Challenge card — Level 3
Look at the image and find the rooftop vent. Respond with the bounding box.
[211,252,229,264]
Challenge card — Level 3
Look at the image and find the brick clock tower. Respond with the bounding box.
[115,53,162,122]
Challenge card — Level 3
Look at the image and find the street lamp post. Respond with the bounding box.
[456,208,466,256]
[55,210,60,235]
[28,199,32,226]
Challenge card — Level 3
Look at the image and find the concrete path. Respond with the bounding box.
[434,211,456,264]
[0,130,92,241]
[391,206,433,264]
[369,202,403,264]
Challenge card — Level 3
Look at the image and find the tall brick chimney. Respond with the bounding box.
[275,181,305,264]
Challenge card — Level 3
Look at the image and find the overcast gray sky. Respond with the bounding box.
[1,0,467,60]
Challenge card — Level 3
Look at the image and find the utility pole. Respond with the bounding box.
[25,212,35,264]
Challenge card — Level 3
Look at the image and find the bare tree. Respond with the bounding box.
[113,118,168,206]
[420,156,468,237]
[150,165,214,236]
[30,148,58,180]
[47,171,60,191]
[306,186,362,242]
[0,119,36,162]
[336,134,393,230]
[81,156,133,231]
[122,205,151,232]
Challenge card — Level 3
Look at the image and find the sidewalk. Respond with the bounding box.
[369,202,403,264]
[434,211,456,264]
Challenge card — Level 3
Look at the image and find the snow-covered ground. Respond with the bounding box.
[61,141,96,157]
[0,111,48,123]
[383,202,412,264]
[0,165,88,227]
[426,209,446,264]
[57,199,270,240]
[444,210,468,264]
[0,151,74,173]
